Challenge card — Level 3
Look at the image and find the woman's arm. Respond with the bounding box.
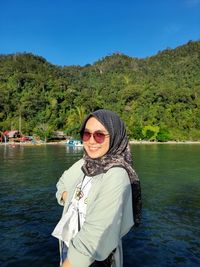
[56,170,68,205]
[56,159,84,205]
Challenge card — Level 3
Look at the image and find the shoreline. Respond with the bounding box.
[129,140,200,144]
[1,140,200,146]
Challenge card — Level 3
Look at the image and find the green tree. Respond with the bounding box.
[142,125,160,141]
[65,106,87,137]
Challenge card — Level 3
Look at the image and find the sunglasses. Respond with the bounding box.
[81,131,109,144]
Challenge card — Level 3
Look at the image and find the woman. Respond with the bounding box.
[52,109,142,267]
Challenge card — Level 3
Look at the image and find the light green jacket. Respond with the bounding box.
[56,159,134,267]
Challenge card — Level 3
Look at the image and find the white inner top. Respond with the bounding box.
[52,176,92,247]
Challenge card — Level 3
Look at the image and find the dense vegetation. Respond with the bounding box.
[0,40,200,141]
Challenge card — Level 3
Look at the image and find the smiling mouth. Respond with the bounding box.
[88,147,100,151]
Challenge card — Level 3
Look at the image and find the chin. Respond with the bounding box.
[87,152,101,159]
[84,146,108,159]
[85,149,102,159]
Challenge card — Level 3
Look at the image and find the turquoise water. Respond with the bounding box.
[0,144,200,266]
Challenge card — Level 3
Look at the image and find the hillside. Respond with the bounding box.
[0,40,200,141]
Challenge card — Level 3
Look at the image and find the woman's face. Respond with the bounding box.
[83,117,110,159]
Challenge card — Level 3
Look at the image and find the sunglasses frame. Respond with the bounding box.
[81,130,109,144]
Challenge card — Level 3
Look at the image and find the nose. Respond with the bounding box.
[88,134,96,144]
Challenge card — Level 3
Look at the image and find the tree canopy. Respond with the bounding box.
[0,40,200,141]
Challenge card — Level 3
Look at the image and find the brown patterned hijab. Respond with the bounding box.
[80,109,142,226]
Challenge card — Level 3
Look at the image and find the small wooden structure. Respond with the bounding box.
[48,131,68,142]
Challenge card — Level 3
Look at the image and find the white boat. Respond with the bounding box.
[65,139,83,147]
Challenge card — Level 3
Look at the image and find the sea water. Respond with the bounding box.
[0,144,199,267]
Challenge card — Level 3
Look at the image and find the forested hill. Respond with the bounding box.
[0,40,200,141]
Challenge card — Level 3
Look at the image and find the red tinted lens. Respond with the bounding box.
[82,131,91,142]
[93,132,105,144]
[82,131,106,144]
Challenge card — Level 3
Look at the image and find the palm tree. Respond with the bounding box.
[65,106,87,137]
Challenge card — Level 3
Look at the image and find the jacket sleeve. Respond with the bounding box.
[56,170,69,206]
[56,159,84,206]
[67,167,132,267]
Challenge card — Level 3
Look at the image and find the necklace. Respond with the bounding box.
[75,175,92,201]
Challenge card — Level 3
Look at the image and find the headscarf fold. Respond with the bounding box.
[80,109,142,226]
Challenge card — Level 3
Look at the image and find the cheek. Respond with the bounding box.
[103,141,110,154]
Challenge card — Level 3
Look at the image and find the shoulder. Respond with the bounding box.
[67,158,84,173]
[70,158,84,170]
[61,158,84,179]
[102,167,130,187]
[107,166,129,176]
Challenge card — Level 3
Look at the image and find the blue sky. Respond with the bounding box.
[0,0,199,66]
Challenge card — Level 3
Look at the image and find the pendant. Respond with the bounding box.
[75,187,84,200]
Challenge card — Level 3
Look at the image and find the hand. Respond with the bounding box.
[62,191,68,203]
[61,259,72,267]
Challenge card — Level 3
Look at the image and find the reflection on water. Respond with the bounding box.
[0,144,200,267]
[65,144,84,154]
